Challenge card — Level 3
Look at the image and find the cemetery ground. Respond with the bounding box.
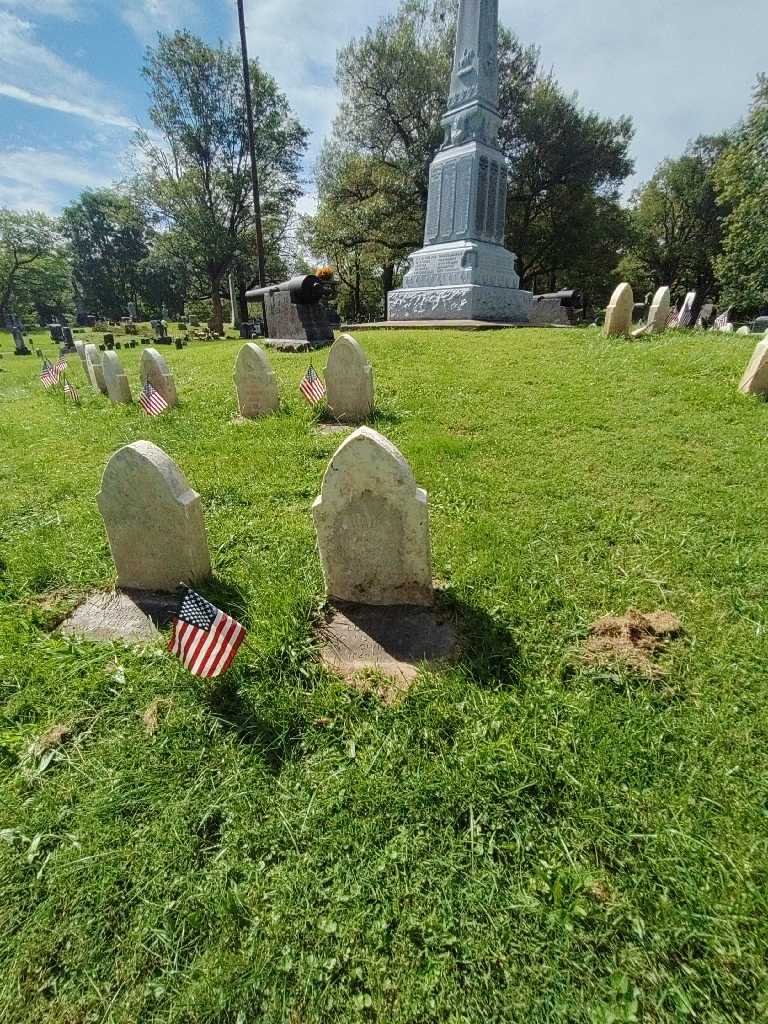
[1,326,767,1023]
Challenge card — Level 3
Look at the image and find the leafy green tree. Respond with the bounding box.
[0,210,64,323]
[61,189,151,319]
[622,135,730,303]
[505,76,633,302]
[12,252,73,325]
[714,76,768,312]
[135,31,307,331]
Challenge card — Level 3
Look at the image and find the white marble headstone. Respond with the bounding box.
[234,343,279,418]
[102,351,132,405]
[325,334,374,422]
[140,348,177,407]
[647,286,671,333]
[739,340,768,397]
[97,440,211,592]
[603,283,634,337]
[312,427,433,607]
[84,343,108,394]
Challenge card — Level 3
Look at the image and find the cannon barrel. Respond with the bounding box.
[537,289,583,309]
[246,274,325,305]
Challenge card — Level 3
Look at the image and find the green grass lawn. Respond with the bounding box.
[1,326,767,1023]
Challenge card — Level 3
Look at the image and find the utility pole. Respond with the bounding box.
[236,0,268,335]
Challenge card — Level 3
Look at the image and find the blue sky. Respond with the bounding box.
[0,0,766,216]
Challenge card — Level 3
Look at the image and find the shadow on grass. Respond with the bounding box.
[204,676,303,774]
[437,590,524,688]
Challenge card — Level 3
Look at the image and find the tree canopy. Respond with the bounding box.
[134,31,307,330]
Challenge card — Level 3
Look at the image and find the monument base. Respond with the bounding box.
[388,284,533,324]
[262,335,334,353]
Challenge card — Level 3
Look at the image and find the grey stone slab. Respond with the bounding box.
[84,343,108,393]
[739,339,768,396]
[388,284,533,323]
[59,590,179,644]
[320,603,457,684]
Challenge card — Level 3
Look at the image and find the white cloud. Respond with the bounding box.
[0,0,80,18]
[242,0,392,171]
[0,12,135,130]
[0,83,135,129]
[121,0,201,41]
[0,148,114,213]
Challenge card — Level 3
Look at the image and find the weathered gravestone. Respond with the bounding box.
[647,286,671,333]
[312,427,433,607]
[151,319,168,341]
[84,343,108,394]
[11,326,31,356]
[103,333,115,351]
[61,327,76,353]
[325,334,375,422]
[739,339,768,397]
[48,323,64,343]
[751,316,768,335]
[631,286,671,339]
[74,338,87,369]
[604,283,634,338]
[97,440,211,591]
[140,347,177,407]
[234,343,279,418]
[736,326,751,336]
[102,351,132,405]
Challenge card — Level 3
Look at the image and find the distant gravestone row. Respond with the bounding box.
[98,426,430,609]
[234,335,374,423]
[79,346,178,408]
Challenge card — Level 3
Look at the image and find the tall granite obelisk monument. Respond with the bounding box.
[387,0,531,323]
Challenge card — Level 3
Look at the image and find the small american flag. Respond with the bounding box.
[714,309,731,330]
[676,293,696,329]
[40,359,58,390]
[666,307,680,328]
[63,377,80,405]
[300,364,326,405]
[53,358,68,381]
[168,587,247,679]
[139,379,169,416]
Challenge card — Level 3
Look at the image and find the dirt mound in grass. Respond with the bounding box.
[584,609,682,677]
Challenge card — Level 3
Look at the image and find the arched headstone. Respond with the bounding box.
[312,427,433,607]
[234,343,279,418]
[74,338,87,369]
[97,441,211,592]
[739,340,768,397]
[140,348,177,407]
[102,351,132,405]
[603,284,634,338]
[647,286,671,333]
[325,334,374,422]
[84,343,108,394]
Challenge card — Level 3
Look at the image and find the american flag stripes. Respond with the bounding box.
[40,359,58,390]
[300,364,326,405]
[53,358,68,381]
[666,307,680,328]
[168,588,247,679]
[714,309,731,331]
[139,379,169,416]
[676,293,696,329]
[63,377,81,405]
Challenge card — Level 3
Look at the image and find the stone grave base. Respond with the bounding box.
[319,602,457,688]
[60,589,179,645]
[262,336,334,353]
[345,319,525,332]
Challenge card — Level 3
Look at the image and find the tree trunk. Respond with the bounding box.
[236,263,250,323]
[210,274,224,334]
[382,262,394,312]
